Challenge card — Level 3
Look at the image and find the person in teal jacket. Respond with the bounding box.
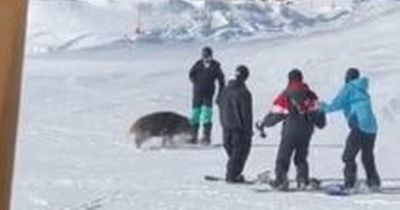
[320,68,381,190]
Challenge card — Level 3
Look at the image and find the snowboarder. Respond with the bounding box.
[218,65,252,183]
[257,69,326,190]
[320,68,381,191]
[189,47,225,145]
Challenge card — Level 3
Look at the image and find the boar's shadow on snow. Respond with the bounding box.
[130,111,194,148]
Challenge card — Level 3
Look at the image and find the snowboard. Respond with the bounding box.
[251,178,322,193]
[322,182,386,196]
[204,170,321,189]
[204,171,321,189]
[204,175,258,185]
[204,170,273,185]
[204,171,393,196]
[324,184,352,196]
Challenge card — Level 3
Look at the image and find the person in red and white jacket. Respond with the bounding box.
[258,69,326,191]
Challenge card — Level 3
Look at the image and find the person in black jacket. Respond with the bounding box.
[258,69,326,190]
[218,65,252,183]
[189,47,225,145]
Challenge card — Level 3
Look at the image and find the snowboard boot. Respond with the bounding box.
[366,179,381,193]
[308,178,322,190]
[200,123,212,145]
[296,177,310,190]
[297,181,308,191]
[341,180,361,194]
[269,177,289,191]
[188,124,199,144]
[366,178,381,192]
[368,184,381,193]
[226,175,245,184]
[344,178,356,190]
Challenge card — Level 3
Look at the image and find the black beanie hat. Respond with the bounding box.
[288,69,303,82]
[345,68,360,83]
[202,46,213,58]
[236,65,249,82]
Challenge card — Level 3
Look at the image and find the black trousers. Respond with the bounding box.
[192,94,213,108]
[223,129,251,181]
[275,134,312,185]
[342,128,380,188]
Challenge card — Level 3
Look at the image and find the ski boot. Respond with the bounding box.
[200,123,212,145]
[188,124,199,144]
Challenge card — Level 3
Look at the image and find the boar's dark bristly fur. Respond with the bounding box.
[130,111,193,148]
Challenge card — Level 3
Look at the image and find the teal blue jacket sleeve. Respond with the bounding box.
[321,85,349,113]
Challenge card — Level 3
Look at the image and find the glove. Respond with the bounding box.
[260,130,267,139]
[256,121,267,139]
[318,101,329,112]
[256,121,264,130]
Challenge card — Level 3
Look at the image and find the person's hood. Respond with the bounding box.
[286,81,308,91]
[227,79,245,89]
[349,77,369,91]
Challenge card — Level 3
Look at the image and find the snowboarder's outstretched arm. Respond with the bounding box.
[259,91,288,127]
[261,112,286,127]
[321,86,349,113]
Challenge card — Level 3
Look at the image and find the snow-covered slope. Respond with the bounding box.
[12,2,400,209]
[27,0,400,53]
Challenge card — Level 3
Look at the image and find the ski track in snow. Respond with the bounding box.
[12,1,400,210]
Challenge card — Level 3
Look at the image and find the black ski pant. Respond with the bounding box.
[223,129,251,181]
[275,134,312,185]
[192,94,213,107]
[342,128,380,188]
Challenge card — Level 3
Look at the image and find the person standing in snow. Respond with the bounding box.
[189,47,225,145]
[320,68,381,191]
[218,65,252,183]
[258,69,326,190]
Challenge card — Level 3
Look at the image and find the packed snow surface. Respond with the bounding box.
[27,0,400,53]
